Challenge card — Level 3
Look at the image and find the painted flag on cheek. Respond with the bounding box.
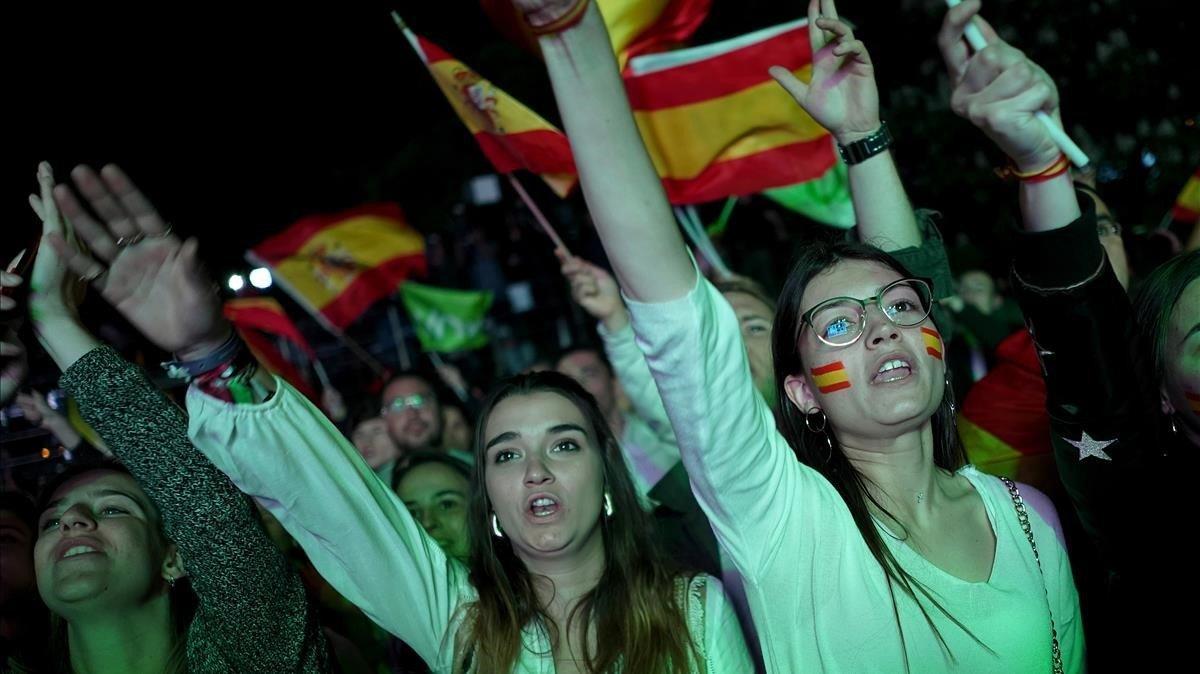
[811,361,851,394]
[1186,390,1200,414]
[922,327,943,361]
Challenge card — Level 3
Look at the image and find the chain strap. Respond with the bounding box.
[1000,477,1064,674]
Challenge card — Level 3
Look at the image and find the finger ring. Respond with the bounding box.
[79,267,107,284]
[152,223,174,238]
[116,234,144,248]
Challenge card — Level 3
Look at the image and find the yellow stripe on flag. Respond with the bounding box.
[271,214,423,311]
[427,60,553,136]
[633,66,821,180]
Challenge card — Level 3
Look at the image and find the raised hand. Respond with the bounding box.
[31,163,231,360]
[938,0,1062,172]
[557,248,628,331]
[770,0,880,144]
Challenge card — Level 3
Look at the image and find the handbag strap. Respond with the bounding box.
[1000,477,1064,674]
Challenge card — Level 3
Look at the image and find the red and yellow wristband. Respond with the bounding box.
[996,153,1070,183]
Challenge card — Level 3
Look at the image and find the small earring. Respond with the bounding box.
[491,513,504,538]
[167,576,177,590]
[603,492,613,517]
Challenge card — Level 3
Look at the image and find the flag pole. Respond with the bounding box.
[675,206,732,279]
[244,253,388,376]
[385,304,413,371]
[509,175,571,253]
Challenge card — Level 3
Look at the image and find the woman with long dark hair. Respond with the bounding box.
[36,165,753,672]
[520,0,1083,669]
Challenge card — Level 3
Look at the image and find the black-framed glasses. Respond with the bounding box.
[801,277,934,347]
[382,394,429,416]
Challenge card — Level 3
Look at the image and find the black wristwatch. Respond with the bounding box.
[836,122,893,165]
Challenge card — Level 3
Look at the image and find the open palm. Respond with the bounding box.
[35,163,229,358]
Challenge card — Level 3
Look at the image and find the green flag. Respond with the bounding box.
[762,161,856,229]
[400,282,494,352]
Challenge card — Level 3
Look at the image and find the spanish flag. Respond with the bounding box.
[1171,168,1200,223]
[247,203,426,331]
[224,297,319,400]
[479,0,711,70]
[624,18,836,205]
[811,361,851,394]
[958,331,1059,495]
[396,16,578,198]
[922,327,944,361]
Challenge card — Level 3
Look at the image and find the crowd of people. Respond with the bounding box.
[2,0,1197,672]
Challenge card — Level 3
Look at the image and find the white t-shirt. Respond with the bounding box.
[625,272,1084,673]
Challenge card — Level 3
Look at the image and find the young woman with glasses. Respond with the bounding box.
[519,0,1083,669]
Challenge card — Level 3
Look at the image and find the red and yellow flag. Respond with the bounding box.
[623,18,836,205]
[959,331,1058,493]
[480,0,711,70]
[811,361,851,394]
[247,203,426,331]
[1171,168,1200,223]
[224,297,319,400]
[400,21,577,198]
[922,327,944,361]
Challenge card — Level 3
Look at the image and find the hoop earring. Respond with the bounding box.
[491,513,504,538]
[603,492,613,517]
[805,409,833,464]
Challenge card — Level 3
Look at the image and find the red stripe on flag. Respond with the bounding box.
[474,129,577,174]
[660,136,835,204]
[417,36,455,64]
[320,254,428,329]
[621,0,714,65]
[1172,204,1199,222]
[625,25,812,109]
[252,203,408,262]
[810,360,846,376]
[224,304,315,357]
[818,380,852,394]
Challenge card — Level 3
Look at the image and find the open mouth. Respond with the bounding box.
[528,495,560,518]
[872,358,913,384]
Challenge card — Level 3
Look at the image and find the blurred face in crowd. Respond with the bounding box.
[556,350,617,419]
[34,470,182,618]
[382,376,443,452]
[482,392,606,563]
[0,509,34,613]
[1091,193,1130,290]
[396,461,472,562]
[1162,277,1200,435]
[352,417,402,469]
[722,290,777,401]
[957,270,999,314]
[784,260,945,444]
[441,405,472,453]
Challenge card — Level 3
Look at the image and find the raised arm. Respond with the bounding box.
[36,162,469,667]
[522,0,692,301]
[771,0,921,251]
[29,163,329,672]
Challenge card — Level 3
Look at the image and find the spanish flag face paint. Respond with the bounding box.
[811,361,851,394]
[1186,390,1200,415]
[921,327,943,361]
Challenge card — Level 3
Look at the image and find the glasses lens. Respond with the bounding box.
[810,300,865,345]
[387,394,426,413]
[881,280,932,327]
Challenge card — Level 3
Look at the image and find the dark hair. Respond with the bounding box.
[36,461,196,674]
[456,371,698,673]
[391,451,473,492]
[713,274,777,314]
[771,241,978,666]
[553,344,613,378]
[1133,250,1200,397]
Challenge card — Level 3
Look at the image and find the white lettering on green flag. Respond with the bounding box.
[400,282,495,352]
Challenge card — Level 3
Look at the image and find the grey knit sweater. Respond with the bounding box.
[61,346,331,673]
